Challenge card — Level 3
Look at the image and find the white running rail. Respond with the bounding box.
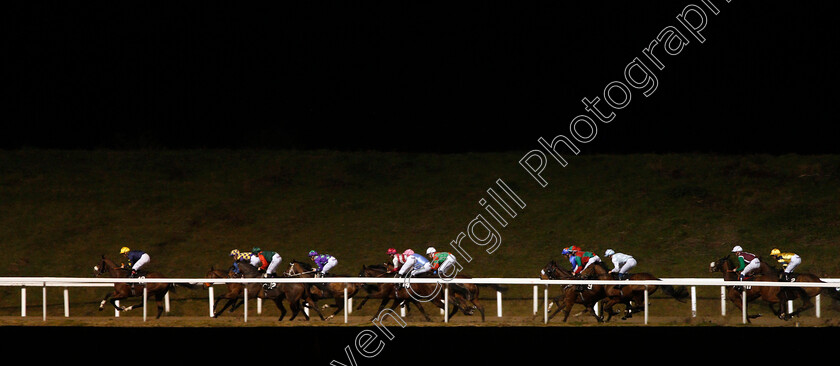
[3,277,839,324]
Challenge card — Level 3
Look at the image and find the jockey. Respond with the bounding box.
[564,244,583,255]
[564,249,599,276]
[120,247,149,278]
[229,249,255,276]
[770,248,801,281]
[604,249,637,280]
[251,247,283,278]
[387,248,409,274]
[309,250,337,277]
[426,247,457,277]
[731,246,761,280]
[400,249,432,277]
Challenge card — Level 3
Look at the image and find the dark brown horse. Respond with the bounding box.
[285,260,363,320]
[237,262,325,321]
[709,255,790,321]
[356,263,481,322]
[759,259,840,317]
[203,265,262,317]
[540,260,606,322]
[94,255,189,319]
[357,263,440,321]
[356,264,404,315]
[580,261,688,320]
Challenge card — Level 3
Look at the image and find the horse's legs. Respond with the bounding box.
[305,296,326,320]
[548,295,564,320]
[409,301,432,322]
[274,298,287,321]
[561,298,576,322]
[99,292,114,311]
[469,297,485,322]
[213,296,238,317]
[356,295,372,310]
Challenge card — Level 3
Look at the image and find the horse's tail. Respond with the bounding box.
[662,285,689,303]
[821,285,840,302]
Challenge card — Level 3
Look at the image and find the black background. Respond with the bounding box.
[4,1,839,363]
[4,1,838,153]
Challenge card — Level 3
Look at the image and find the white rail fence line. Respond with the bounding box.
[3,277,839,324]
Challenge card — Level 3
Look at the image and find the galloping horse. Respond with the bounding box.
[756,259,840,318]
[204,265,262,317]
[356,263,477,322]
[285,260,363,320]
[579,261,688,320]
[709,255,789,321]
[540,260,606,322]
[94,255,185,319]
[356,264,406,317]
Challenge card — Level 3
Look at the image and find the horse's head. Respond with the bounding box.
[204,266,227,287]
[709,255,731,273]
[284,259,314,276]
[93,255,117,277]
[540,260,557,280]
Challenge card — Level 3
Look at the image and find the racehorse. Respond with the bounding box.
[356,263,408,317]
[579,261,688,320]
[94,255,194,319]
[709,255,791,321]
[356,263,479,322]
[359,264,440,321]
[752,257,839,318]
[236,262,325,321]
[285,260,363,320]
[203,265,262,317]
[540,260,606,322]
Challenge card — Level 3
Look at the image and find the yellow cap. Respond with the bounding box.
[120,247,130,254]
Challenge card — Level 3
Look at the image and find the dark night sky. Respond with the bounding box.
[3,1,839,153]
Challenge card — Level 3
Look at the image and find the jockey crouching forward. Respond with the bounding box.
[426,247,458,277]
[120,246,150,278]
[229,249,255,276]
[387,248,409,274]
[731,245,760,280]
[309,250,337,278]
[401,250,432,277]
[251,247,282,278]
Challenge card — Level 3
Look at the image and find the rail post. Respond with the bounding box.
[533,285,538,315]
[64,287,70,317]
[344,286,349,324]
[544,284,548,324]
[816,294,821,318]
[244,286,248,323]
[497,290,502,317]
[444,284,449,323]
[208,286,215,317]
[42,283,47,321]
[143,286,148,322]
[690,286,697,317]
[720,286,726,316]
[741,289,747,324]
[21,286,26,317]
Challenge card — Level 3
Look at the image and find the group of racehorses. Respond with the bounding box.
[92,253,839,323]
[93,255,505,322]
